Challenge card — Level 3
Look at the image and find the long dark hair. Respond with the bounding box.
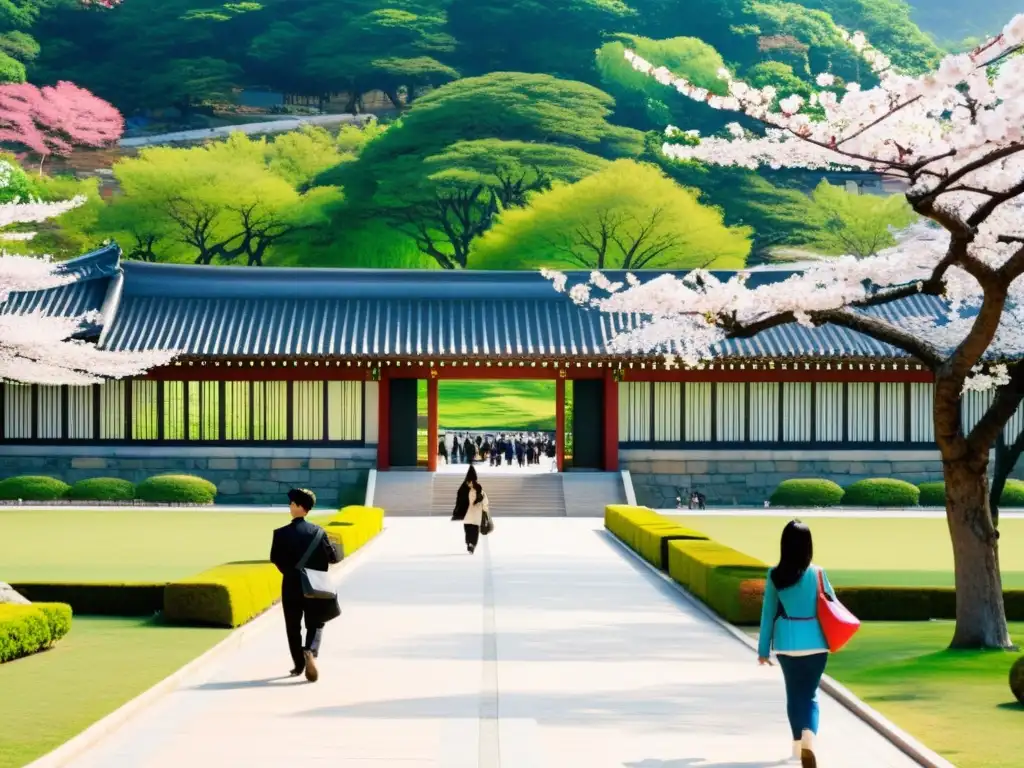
[463,465,477,485]
[472,480,484,505]
[770,519,813,590]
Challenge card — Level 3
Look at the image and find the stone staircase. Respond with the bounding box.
[370,470,627,518]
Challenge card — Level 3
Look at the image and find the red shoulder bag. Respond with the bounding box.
[816,568,860,652]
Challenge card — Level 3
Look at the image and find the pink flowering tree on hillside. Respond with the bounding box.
[0,198,175,385]
[0,81,124,171]
[549,15,1024,649]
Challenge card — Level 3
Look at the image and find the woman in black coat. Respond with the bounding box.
[451,465,477,523]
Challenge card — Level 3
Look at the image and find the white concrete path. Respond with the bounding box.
[59,519,923,768]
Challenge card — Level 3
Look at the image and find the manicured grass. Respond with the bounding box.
[825,622,1024,768]
[0,509,333,582]
[0,615,229,768]
[417,379,555,430]
[670,515,1024,588]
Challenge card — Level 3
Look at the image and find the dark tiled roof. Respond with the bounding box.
[1,244,119,337]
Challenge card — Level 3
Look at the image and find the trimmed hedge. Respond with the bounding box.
[0,475,71,501]
[136,474,217,505]
[842,478,920,507]
[918,481,946,506]
[1001,479,1024,507]
[66,477,136,502]
[1011,657,1024,705]
[769,479,844,507]
[0,602,73,663]
[605,505,708,569]
[667,539,767,624]
[10,583,165,616]
[164,504,385,627]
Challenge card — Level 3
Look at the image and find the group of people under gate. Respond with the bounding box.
[437,430,556,468]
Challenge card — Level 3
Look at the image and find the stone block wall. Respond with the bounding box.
[620,448,976,507]
[0,446,376,506]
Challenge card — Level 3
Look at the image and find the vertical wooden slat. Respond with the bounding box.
[124,380,132,441]
[841,382,848,443]
[810,382,817,442]
[286,381,294,442]
[873,382,881,443]
[30,385,38,440]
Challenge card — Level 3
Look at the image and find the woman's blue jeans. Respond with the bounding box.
[777,653,829,740]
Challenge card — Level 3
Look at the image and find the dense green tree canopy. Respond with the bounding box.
[800,180,917,259]
[471,159,751,270]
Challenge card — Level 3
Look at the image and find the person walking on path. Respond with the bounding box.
[462,474,490,554]
[451,464,475,525]
[270,488,341,683]
[757,520,837,768]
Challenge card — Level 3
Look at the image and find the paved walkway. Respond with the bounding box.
[61,519,922,768]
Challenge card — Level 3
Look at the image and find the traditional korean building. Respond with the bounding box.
[1,244,1020,507]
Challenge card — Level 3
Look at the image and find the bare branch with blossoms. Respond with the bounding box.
[0,199,175,386]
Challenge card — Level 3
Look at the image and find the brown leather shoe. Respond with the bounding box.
[303,650,318,682]
[801,748,817,768]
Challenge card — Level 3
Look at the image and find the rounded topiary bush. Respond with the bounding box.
[135,474,217,505]
[0,475,71,501]
[769,479,844,507]
[66,477,136,502]
[918,481,946,506]
[1000,479,1024,508]
[842,478,920,507]
[1011,656,1024,705]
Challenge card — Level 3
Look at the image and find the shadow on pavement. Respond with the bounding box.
[626,760,790,767]
[193,676,305,690]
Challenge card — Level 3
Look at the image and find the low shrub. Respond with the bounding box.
[667,539,767,624]
[11,583,165,616]
[0,602,73,663]
[841,478,920,507]
[769,479,843,507]
[136,474,217,505]
[1001,479,1024,508]
[605,505,708,569]
[0,475,71,501]
[66,477,136,502]
[918,481,946,506]
[324,505,385,557]
[164,562,280,627]
[1011,657,1024,705]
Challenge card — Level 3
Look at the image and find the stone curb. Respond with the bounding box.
[23,528,387,768]
[604,530,958,768]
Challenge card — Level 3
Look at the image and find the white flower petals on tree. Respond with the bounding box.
[0,198,175,385]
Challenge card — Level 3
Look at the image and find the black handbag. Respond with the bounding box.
[297,529,336,599]
[480,511,494,536]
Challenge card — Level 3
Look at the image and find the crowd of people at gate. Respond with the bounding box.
[437,430,556,468]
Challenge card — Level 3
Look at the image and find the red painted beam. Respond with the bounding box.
[377,372,390,471]
[384,365,605,381]
[603,370,619,472]
[555,376,565,472]
[427,376,439,472]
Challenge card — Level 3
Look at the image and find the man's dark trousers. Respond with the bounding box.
[283,597,325,670]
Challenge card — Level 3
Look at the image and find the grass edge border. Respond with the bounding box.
[602,526,957,768]
[20,527,388,768]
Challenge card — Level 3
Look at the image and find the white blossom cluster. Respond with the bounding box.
[546,16,1024,389]
[0,199,175,385]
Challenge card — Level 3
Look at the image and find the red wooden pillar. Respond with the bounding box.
[603,369,619,471]
[377,371,390,471]
[427,375,439,471]
[555,375,566,472]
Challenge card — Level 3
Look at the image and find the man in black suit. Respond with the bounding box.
[270,488,341,682]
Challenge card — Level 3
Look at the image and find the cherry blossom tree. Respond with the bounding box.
[0,81,124,169]
[1,198,175,385]
[549,15,1024,649]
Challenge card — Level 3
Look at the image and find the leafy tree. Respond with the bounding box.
[324,73,642,268]
[104,133,340,265]
[471,159,750,270]
[800,180,917,259]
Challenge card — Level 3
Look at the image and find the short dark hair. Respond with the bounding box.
[288,488,316,512]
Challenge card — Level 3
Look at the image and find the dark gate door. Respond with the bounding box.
[571,379,604,469]
[388,379,418,468]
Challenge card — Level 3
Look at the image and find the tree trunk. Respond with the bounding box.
[944,458,1013,649]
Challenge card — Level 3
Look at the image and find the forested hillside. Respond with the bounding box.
[0,0,988,269]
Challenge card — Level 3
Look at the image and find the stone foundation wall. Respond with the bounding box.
[0,446,376,506]
[619,448,1011,507]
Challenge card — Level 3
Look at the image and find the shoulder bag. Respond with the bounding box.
[297,528,337,599]
[816,568,860,651]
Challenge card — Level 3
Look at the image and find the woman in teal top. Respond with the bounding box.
[758,520,836,768]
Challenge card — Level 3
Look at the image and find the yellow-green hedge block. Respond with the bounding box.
[164,562,281,628]
[668,539,765,599]
[606,504,666,547]
[605,505,708,569]
[0,602,73,663]
[325,504,384,556]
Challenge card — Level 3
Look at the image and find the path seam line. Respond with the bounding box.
[479,536,501,768]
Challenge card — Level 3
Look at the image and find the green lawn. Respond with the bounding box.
[670,515,1024,588]
[825,622,1024,768]
[0,509,333,582]
[417,379,556,431]
[0,616,229,768]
